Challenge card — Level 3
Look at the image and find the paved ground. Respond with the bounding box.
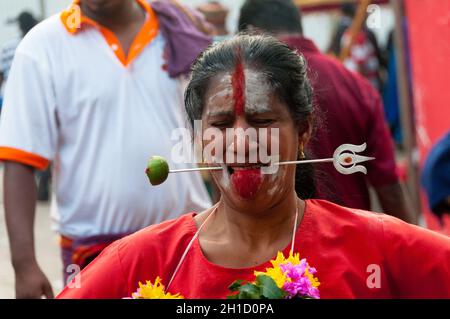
[0,166,63,298]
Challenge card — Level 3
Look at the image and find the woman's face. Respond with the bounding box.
[200,67,307,211]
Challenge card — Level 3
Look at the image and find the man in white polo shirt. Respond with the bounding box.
[0,0,212,298]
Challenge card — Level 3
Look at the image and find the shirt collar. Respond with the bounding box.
[60,0,154,34]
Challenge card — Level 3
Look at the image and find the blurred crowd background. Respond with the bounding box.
[0,1,396,54]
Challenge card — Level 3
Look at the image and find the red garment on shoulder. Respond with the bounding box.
[57,200,450,299]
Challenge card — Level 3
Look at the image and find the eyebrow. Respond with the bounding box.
[206,110,234,117]
[245,108,273,115]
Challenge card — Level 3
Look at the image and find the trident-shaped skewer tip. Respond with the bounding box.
[332,143,375,175]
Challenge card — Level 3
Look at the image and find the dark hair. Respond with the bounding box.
[238,0,303,34]
[17,11,38,35]
[184,34,315,199]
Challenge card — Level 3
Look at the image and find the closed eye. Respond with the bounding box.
[210,121,233,128]
[249,119,275,126]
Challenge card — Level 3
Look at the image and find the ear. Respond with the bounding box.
[298,116,313,147]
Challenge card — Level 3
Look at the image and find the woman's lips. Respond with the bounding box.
[231,165,263,170]
[229,168,263,200]
[227,164,267,175]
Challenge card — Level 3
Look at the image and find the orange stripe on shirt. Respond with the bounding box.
[125,0,159,66]
[0,147,50,170]
[60,0,159,66]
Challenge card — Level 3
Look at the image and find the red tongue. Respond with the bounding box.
[230,169,262,200]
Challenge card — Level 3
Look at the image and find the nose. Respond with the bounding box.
[226,117,258,163]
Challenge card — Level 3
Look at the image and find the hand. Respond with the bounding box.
[14,262,54,299]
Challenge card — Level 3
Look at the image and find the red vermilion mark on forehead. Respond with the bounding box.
[232,60,245,116]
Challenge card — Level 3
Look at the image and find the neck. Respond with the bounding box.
[81,0,143,30]
[214,191,304,249]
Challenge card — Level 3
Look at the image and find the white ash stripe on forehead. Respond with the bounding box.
[207,74,233,109]
[206,70,273,115]
[244,68,273,114]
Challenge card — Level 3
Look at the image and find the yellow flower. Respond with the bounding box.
[254,252,301,289]
[272,251,301,267]
[132,277,184,299]
[255,267,288,288]
[305,268,320,289]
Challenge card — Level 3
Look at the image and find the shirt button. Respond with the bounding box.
[111,44,119,51]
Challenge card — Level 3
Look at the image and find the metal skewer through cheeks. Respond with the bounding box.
[146,143,375,186]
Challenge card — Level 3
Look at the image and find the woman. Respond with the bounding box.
[58,35,450,299]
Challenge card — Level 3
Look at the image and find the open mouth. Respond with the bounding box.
[226,164,268,175]
[226,164,266,200]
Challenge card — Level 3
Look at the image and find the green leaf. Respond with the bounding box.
[228,280,244,292]
[237,284,262,299]
[255,275,284,299]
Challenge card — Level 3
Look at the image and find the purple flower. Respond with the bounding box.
[280,260,320,299]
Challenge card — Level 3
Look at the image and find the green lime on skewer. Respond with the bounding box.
[146,156,169,186]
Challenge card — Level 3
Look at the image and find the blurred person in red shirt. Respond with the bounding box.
[237,0,414,223]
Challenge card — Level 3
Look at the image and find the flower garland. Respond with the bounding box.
[128,252,319,299]
[227,252,320,299]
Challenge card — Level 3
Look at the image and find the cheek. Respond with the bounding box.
[256,128,282,163]
[201,129,227,163]
[264,129,297,161]
[281,128,298,157]
[265,166,290,197]
[261,130,296,191]
[211,166,231,190]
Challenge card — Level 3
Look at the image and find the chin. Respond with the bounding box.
[84,0,120,13]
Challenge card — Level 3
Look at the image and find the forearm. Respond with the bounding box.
[4,162,38,270]
[375,182,417,224]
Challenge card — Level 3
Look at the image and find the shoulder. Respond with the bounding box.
[380,210,450,250]
[306,199,385,233]
[15,14,67,58]
[304,202,450,298]
[306,51,376,98]
[57,213,198,298]
[128,213,195,239]
[113,213,197,263]
[306,199,450,249]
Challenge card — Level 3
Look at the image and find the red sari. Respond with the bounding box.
[57,199,450,299]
